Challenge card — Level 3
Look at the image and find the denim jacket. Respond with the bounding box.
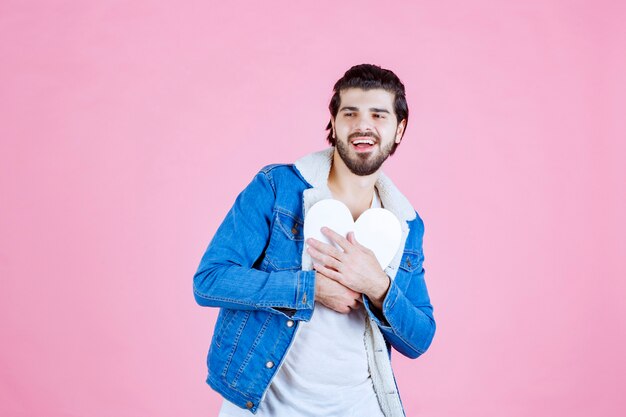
[193,148,436,416]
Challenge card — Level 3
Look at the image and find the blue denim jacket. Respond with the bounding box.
[193,148,436,415]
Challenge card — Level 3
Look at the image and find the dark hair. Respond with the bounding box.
[325,64,408,155]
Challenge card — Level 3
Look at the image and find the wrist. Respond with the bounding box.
[313,271,321,302]
[369,273,390,309]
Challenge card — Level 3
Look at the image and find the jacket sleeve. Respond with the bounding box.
[362,213,436,358]
[192,169,316,321]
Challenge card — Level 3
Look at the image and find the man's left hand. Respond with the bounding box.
[306,227,390,309]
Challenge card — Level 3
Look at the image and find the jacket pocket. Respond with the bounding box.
[264,209,304,271]
[398,249,424,273]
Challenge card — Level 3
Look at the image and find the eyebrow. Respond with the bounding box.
[339,106,391,114]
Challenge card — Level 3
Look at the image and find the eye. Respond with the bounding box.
[373,113,385,119]
[344,112,354,117]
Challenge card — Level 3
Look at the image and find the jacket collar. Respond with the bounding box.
[293,147,416,223]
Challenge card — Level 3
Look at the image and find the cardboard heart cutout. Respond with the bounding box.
[303,199,402,269]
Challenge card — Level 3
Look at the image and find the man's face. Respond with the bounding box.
[331,88,405,176]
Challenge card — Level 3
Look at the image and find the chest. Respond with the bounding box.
[332,189,381,221]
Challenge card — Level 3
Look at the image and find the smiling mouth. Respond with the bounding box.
[351,137,377,151]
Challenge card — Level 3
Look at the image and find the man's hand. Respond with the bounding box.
[307,227,391,310]
[314,271,362,314]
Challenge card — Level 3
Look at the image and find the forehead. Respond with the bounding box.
[338,88,395,109]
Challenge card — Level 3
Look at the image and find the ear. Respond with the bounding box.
[395,119,406,143]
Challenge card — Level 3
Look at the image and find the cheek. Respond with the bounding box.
[336,126,352,138]
[379,125,397,139]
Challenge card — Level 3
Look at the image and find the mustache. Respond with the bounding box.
[348,131,380,141]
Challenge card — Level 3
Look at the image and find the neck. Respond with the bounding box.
[327,149,380,206]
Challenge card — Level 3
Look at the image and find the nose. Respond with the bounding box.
[354,114,373,132]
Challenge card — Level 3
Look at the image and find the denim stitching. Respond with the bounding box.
[222,311,251,378]
[266,258,302,271]
[259,165,279,195]
[215,309,236,348]
[232,313,274,387]
[275,213,304,242]
[264,211,303,270]
[212,374,261,399]
[398,250,423,273]
[274,207,304,224]
[193,289,258,307]
[295,270,302,308]
[268,318,289,356]
[195,289,297,310]
[385,288,425,356]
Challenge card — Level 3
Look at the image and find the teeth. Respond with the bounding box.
[353,139,374,145]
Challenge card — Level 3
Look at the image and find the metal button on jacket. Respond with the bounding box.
[265,361,274,369]
[245,401,254,409]
[286,320,294,327]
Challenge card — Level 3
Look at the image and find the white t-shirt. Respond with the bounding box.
[219,191,385,417]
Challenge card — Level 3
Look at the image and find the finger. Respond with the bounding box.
[307,237,345,261]
[338,306,351,314]
[321,227,353,253]
[307,246,342,272]
[347,231,369,252]
[312,262,344,284]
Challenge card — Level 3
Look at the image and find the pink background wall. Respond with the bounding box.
[1,1,625,416]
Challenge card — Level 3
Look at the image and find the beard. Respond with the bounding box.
[335,133,395,176]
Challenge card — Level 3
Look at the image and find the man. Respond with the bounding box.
[193,64,436,416]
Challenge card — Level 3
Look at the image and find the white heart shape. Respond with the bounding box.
[303,199,402,269]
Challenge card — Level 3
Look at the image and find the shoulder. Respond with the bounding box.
[409,210,425,232]
[404,209,425,252]
[258,163,299,176]
[257,163,308,190]
[259,163,289,174]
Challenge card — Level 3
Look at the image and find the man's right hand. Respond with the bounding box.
[314,271,362,314]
